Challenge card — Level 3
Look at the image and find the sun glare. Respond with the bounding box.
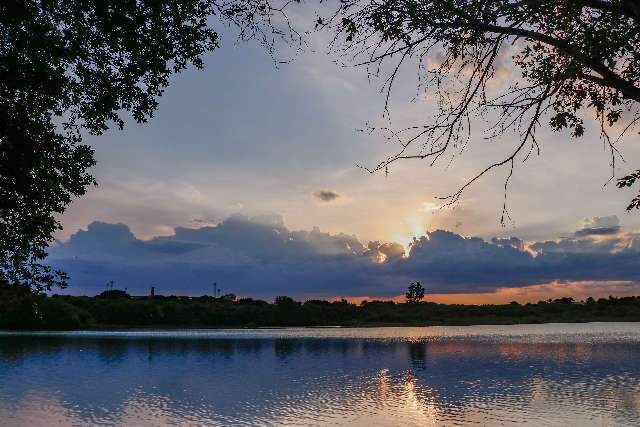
[392,214,430,253]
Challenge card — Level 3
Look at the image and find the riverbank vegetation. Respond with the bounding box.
[2,283,640,330]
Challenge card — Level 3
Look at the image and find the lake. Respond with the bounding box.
[1,323,639,426]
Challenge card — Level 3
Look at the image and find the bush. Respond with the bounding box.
[39,299,88,330]
[0,282,41,330]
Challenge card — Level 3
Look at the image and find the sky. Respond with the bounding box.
[49,12,640,302]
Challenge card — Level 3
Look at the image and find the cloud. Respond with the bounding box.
[491,237,525,251]
[420,202,441,212]
[574,215,621,237]
[313,190,340,203]
[420,280,640,305]
[47,214,640,298]
[582,215,620,229]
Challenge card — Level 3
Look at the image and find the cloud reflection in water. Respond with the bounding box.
[1,325,639,426]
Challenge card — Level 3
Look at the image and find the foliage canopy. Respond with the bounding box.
[0,0,293,290]
[406,281,425,303]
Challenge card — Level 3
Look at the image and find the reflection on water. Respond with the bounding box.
[1,324,640,426]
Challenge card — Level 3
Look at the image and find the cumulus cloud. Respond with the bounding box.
[575,215,621,237]
[365,241,405,263]
[313,190,340,203]
[47,214,640,298]
[491,237,525,251]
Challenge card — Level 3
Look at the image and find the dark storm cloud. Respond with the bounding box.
[313,190,340,202]
[47,215,640,298]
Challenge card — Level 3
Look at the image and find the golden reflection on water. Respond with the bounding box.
[3,371,636,427]
[1,373,638,426]
[1,325,640,426]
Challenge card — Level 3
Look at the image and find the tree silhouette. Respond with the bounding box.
[406,281,425,303]
[321,0,640,219]
[0,0,298,291]
[275,295,299,307]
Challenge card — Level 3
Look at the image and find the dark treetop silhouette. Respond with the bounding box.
[0,0,297,291]
[2,280,640,330]
[406,281,425,303]
[320,0,640,219]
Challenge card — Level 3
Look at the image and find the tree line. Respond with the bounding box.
[2,281,640,330]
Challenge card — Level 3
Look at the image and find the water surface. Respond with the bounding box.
[1,323,639,426]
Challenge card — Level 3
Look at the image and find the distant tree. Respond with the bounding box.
[236,297,269,306]
[221,293,237,302]
[275,295,299,307]
[38,297,86,329]
[0,0,298,291]
[0,278,42,329]
[97,289,130,300]
[406,281,425,303]
[322,0,640,219]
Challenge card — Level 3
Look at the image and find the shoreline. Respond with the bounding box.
[4,319,640,333]
[4,291,640,331]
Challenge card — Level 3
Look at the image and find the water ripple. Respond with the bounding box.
[1,323,639,426]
